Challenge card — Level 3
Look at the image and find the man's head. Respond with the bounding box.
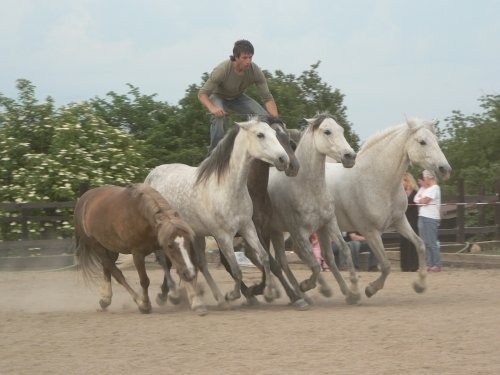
[230,39,254,61]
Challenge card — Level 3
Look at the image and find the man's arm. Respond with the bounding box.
[264,99,278,117]
[198,93,225,117]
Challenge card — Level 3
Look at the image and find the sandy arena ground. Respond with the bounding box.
[0,264,499,375]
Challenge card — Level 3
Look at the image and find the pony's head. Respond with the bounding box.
[236,117,290,171]
[261,115,300,177]
[157,211,197,282]
[405,118,451,181]
[305,113,356,168]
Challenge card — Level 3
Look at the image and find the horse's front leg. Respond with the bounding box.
[182,273,207,316]
[363,231,391,298]
[195,236,228,308]
[155,250,181,306]
[394,218,427,293]
[271,231,311,307]
[289,230,321,293]
[132,253,152,313]
[240,224,279,302]
[219,244,259,306]
[215,234,243,302]
[323,226,361,305]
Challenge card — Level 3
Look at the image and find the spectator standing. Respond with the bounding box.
[414,170,442,272]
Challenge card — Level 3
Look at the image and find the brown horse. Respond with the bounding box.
[74,183,206,315]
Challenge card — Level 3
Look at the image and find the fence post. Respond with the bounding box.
[496,181,500,241]
[456,178,465,243]
[20,206,29,240]
[477,185,486,241]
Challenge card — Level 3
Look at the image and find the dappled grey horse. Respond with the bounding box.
[145,118,289,309]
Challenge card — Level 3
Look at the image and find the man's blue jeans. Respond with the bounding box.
[208,93,269,152]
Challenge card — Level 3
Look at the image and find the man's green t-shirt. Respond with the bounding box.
[199,60,274,102]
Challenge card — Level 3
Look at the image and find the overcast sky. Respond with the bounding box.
[1,0,499,142]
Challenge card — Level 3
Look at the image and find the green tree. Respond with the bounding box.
[438,94,500,195]
[0,80,147,239]
[248,61,360,149]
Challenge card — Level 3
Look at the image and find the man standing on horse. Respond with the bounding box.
[198,39,279,152]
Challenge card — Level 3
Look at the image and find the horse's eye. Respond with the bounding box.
[419,140,427,145]
[257,133,265,139]
[324,130,331,135]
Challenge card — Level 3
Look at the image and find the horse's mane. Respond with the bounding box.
[128,184,195,242]
[195,126,239,185]
[296,112,335,147]
[357,123,407,157]
[309,112,336,130]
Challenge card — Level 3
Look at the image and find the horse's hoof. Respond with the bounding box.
[225,291,241,302]
[303,294,314,305]
[365,284,377,298]
[99,298,111,310]
[299,280,315,293]
[156,293,167,306]
[263,286,279,303]
[319,286,333,298]
[138,304,152,314]
[194,305,208,316]
[345,292,361,305]
[243,296,261,306]
[168,292,182,305]
[413,281,426,294]
[291,298,310,311]
[217,300,231,310]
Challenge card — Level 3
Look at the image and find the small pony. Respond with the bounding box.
[74,183,206,315]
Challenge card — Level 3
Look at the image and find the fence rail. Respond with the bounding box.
[1,179,499,254]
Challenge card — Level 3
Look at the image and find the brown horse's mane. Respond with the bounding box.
[128,184,195,245]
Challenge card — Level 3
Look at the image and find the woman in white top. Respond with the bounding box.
[414,170,442,272]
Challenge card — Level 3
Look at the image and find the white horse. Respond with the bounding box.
[267,113,361,305]
[325,117,451,298]
[144,118,289,307]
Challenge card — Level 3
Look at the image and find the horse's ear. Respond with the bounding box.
[235,120,252,130]
[405,117,422,133]
[425,118,439,134]
[304,118,314,125]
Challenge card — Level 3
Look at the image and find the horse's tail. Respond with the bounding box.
[74,200,104,284]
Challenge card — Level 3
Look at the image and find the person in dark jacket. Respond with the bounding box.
[400,172,420,271]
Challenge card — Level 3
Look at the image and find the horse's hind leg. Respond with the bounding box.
[362,231,391,298]
[100,267,113,310]
[97,250,119,310]
[100,251,150,313]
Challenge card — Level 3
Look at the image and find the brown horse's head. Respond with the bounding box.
[157,213,197,282]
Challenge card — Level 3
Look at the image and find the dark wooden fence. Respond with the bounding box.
[1,180,499,255]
